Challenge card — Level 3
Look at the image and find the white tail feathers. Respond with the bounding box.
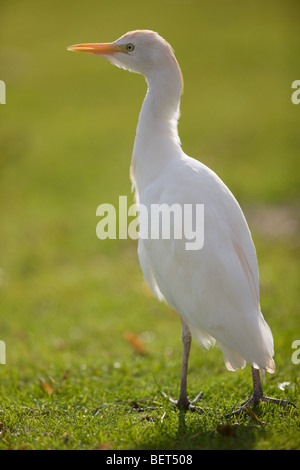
[188,311,276,374]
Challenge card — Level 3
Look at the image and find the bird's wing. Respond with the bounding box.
[138,155,274,371]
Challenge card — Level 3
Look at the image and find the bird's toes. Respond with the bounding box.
[188,403,204,413]
[225,394,296,419]
[161,391,204,413]
[225,405,248,419]
[261,396,296,408]
[190,391,204,404]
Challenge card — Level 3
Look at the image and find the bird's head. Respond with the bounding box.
[67,30,182,86]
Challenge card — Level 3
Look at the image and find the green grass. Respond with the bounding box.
[0,0,299,450]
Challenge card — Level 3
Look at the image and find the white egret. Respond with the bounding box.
[68,30,295,415]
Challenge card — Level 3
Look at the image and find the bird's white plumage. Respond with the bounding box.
[136,155,275,372]
[68,30,275,375]
[127,31,275,374]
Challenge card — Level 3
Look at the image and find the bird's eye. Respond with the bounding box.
[126,43,135,52]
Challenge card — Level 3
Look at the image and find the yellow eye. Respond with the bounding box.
[126,43,135,52]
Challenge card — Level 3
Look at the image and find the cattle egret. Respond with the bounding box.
[68,30,295,416]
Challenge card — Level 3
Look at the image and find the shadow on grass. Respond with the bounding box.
[133,406,260,450]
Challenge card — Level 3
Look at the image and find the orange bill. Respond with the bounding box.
[67,42,123,55]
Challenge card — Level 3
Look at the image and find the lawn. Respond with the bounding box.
[0,0,299,450]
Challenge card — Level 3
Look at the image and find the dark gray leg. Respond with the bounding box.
[164,318,203,412]
[177,319,193,408]
[226,366,296,418]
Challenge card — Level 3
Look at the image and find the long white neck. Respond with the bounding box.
[130,59,183,197]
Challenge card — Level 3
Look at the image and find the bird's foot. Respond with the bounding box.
[226,393,296,418]
[162,391,204,413]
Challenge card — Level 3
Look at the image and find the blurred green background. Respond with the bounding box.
[0,0,299,450]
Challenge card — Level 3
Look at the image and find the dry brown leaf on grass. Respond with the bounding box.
[95,442,112,450]
[40,370,70,395]
[124,331,147,355]
[243,406,266,425]
[59,369,70,385]
[40,380,54,395]
[6,444,29,450]
[216,424,237,437]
